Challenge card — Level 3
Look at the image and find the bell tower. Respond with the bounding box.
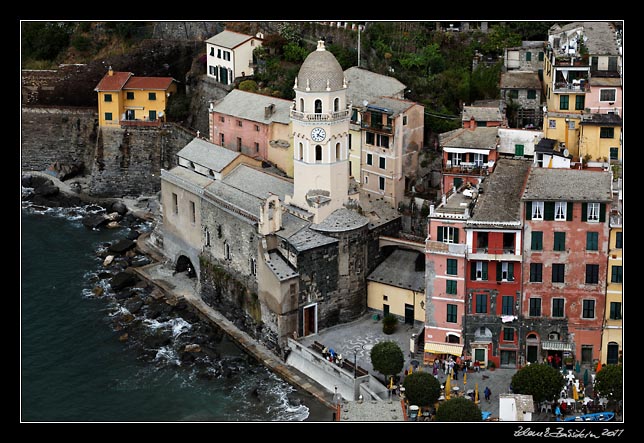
[286,40,351,223]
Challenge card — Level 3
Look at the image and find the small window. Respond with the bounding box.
[475,293,487,314]
[105,112,113,121]
[531,231,543,250]
[237,137,242,150]
[600,127,615,139]
[508,90,519,99]
[529,298,541,317]
[255,125,260,132]
[582,300,595,319]
[600,89,616,102]
[549,119,556,129]
[172,193,178,215]
[104,94,112,102]
[315,145,322,162]
[366,153,373,165]
[575,95,585,110]
[224,242,231,260]
[525,51,532,61]
[527,89,536,99]
[502,296,514,316]
[552,263,565,283]
[446,280,457,295]
[190,200,196,224]
[552,298,565,317]
[446,304,457,323]
[219,116,225,123]
[503,328,514,341]
[403,115,408,125]
[609,302,622,320]
[587,203,600,222]
[220,133,225,145]
[610,147,619,161]
[615,232,622,249]
[237,120,243,127]
[554,232,566,251]
[560,95,569,110]
[379,176,385,191]
[529,263,542,282]
[379,156,386,169]
[611,265,622,283]
[126,92,134,100]
[383,295,388,301]
[148,92,157,101]
[585,264,599,284]
[255,142,259,152]
[554,202,567,221]
[250,258,257,276]
[446,258,458,276]
[586,232,598,251]
[531,201,544,220]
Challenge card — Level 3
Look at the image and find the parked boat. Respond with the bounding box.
[561,411,615,422]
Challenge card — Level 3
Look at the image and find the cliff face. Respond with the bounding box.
[21,106,195,198]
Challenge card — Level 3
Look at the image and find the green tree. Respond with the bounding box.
[436,397,483,422]
[370,341,404,380]
[283,42,308,63]
[22,22,73,61]
[239,80,259,93]
[593,364,622,402]
[402,372,441,407]
[511,363,565,403]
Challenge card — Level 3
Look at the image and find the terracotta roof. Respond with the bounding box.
[124,76,175,90]
[94,71,133,91]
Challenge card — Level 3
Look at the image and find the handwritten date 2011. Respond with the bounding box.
[514,426,624,439]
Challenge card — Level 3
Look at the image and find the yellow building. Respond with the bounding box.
[366,249,425,325]
[602,209,622,365]
[579,113,623,165]
[95,68,177,127]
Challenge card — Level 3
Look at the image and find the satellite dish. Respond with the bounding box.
[563,149,570,157]
[362,100,369,107]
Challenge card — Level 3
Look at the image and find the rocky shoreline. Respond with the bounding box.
[21,172,311,409]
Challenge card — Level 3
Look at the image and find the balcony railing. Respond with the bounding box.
[360,122,393,133]
[290,108,351,122]
[120,119,162,128]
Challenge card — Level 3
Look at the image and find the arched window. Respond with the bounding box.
[299,98,304,112]
[335,143,341,160]
[314,99,322,113]
[298,142,304,161]
[315,145,322,162]
[606,342,619,364]
[334,97,340,112]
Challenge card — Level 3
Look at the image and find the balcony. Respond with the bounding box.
[443,161,488,175]
[360,121,393,133]
[425,240,467,256]
[468,246,521,262]
[290,108,351,122]
[553,81,590,93]
[120,118,162,128]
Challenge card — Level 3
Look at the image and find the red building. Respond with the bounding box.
[521,168,612,367]
[463,159,532,369]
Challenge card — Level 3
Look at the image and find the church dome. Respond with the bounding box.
[296,40,345,92]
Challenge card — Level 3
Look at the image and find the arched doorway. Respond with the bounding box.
[526,332,539,363]
[175,255,196,278]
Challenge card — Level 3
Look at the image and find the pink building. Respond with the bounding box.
[585,77,622,116]
[423,190,472,363]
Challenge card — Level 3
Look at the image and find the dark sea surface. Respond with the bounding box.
[20,204,333,422]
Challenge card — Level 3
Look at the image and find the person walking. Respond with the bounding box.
[484,386,491,402]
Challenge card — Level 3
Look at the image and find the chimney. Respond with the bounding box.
[264,104,275,119]
[108,66,114,76]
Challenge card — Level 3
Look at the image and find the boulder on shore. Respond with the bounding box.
[109,238,136,254]
[110,271,139,291]
[82,213,109,229]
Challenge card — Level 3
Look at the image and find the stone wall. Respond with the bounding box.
[21,106,98,172]
[88,124,195,197]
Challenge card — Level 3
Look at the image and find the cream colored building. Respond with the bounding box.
[367,249,426,325]
[206,30,262,85]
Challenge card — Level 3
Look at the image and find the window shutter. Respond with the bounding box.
[581,202,588,221]
[525,201,532,220]
[437,228,443,242]
[566,202,573,221]
[454,228,459,243]
[482,262,488,280]
[508,263,514,281]
[544,202,555,220]
[599,203,606,222]
[496,262,502,281]
[471,262,476,280]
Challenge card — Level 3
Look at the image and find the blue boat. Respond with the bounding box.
[561,411,615,422]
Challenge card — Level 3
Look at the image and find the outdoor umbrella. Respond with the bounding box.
[445,373,452,399]
[583,368,589,385]
[463,371,467,386]
[572,384,579,401]
[596,361,602,373]
[474,382,479,404]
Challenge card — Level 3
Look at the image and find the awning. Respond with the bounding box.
[443,147,491,155]
[424,342,464,357]
[541,340,574,352]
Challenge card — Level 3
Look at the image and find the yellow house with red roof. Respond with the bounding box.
[94,68,177,127]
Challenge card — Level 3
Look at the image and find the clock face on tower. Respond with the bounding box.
[311,127,326,142]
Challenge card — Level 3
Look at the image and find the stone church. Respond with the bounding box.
[157,41,400,357]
